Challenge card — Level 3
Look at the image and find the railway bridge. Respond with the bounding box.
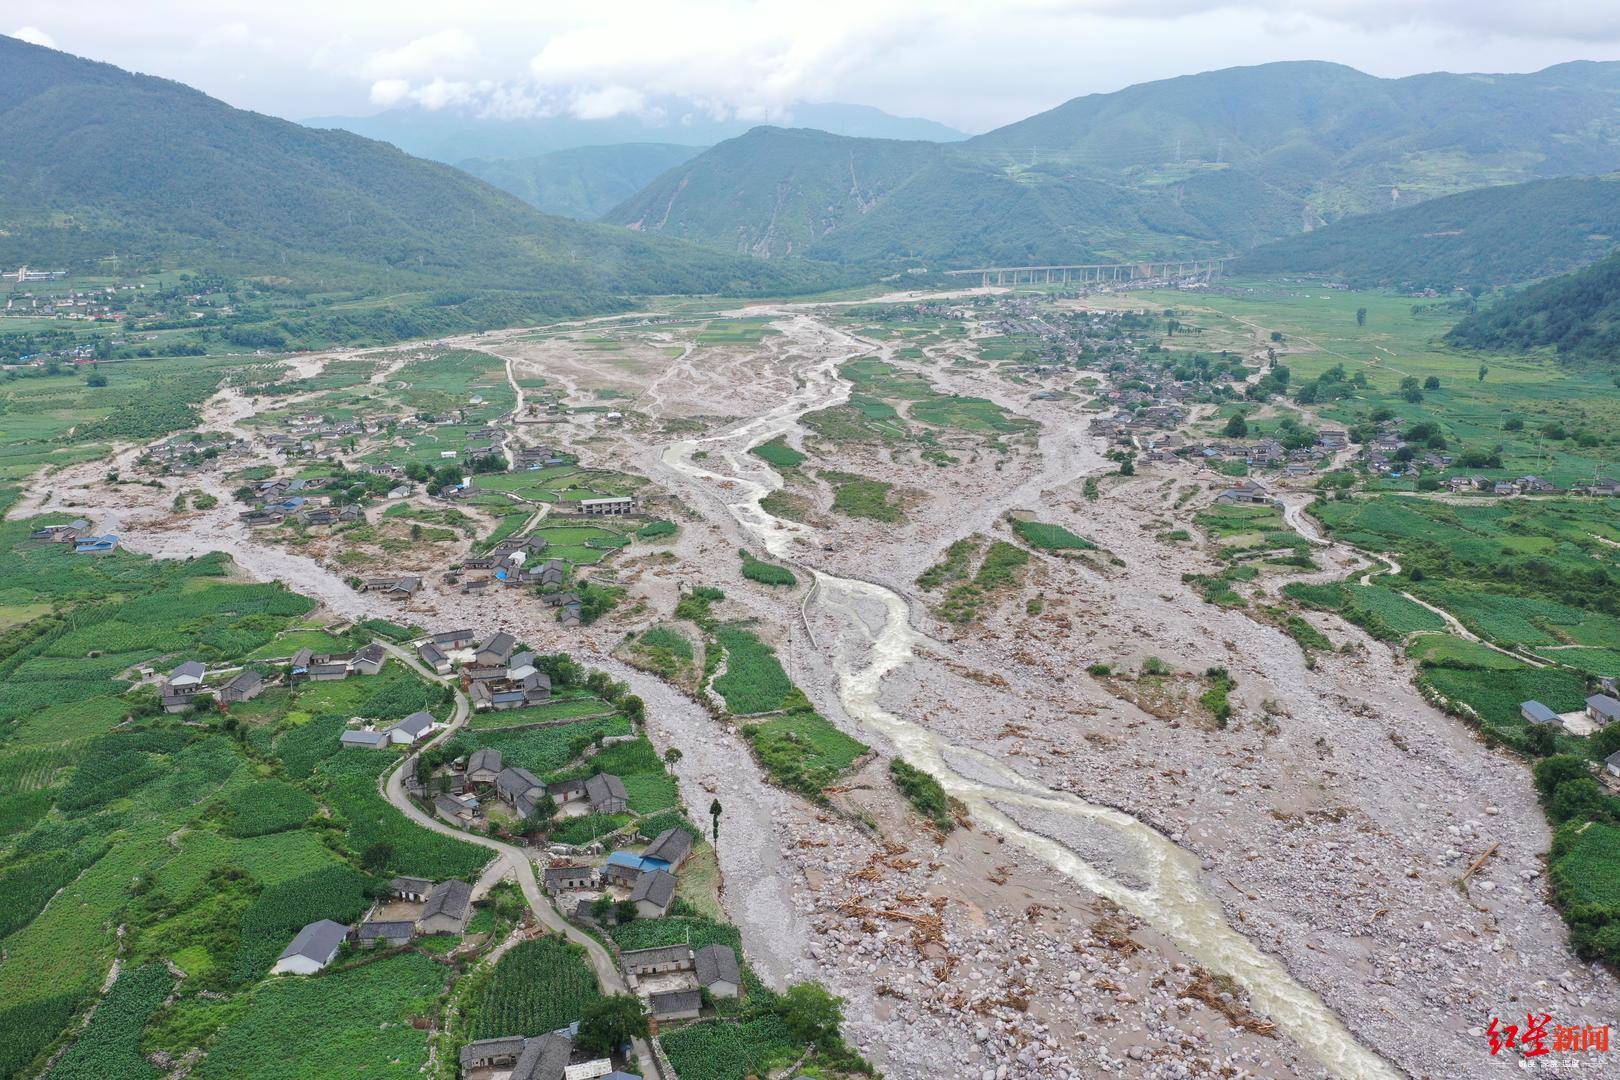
[944,258,1227,287]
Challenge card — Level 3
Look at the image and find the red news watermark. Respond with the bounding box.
[1487,1014,1611,1060]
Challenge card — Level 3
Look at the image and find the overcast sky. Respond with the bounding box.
[10,1,1620,132]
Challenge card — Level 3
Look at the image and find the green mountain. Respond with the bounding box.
[457,144,704,220]
[0,37,836,304]
[1446,249,1620,362]
[606,60,1620,266]
[1237,174,1620,289]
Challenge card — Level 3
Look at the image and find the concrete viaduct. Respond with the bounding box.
[943,258,1227,287]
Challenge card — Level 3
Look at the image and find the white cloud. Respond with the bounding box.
[567,85,647,120]
[10,25,56,48]
[363,28,478,80]
[368,78,410,106]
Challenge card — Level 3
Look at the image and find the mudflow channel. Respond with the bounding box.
[655,315,1401,1080]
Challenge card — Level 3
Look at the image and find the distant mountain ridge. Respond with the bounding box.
[302,100,967,163]
[1238,174,1620,289]
[457,144,704,220]
[0,36,838,305]
[604,60,1620,266]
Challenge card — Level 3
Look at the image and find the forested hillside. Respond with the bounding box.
[1446,249,1620,362]
[0,38,841,311]
[606,60,1620,266]
[1238,175,1620,289]
[458,144,703,220]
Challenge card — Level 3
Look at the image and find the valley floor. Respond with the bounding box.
[11,288,1617,1080]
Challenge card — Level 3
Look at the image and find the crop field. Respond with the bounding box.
[1284,581,1448,639]
[1551,821,1620,908]
[552,735,678,813]
[712,628,795,715]
[1420,661,1588,742]
[465,936,601,1040]
[750,437,806,469]
[820,470,901,522]
[467,694,616,730]
[312,754,490,881]
[394,350,514,421]
[661,1015,802,1080]
[195,952,442,1079]
[695,318,779,345]
[464,715,632,776]
[1010,517,1095,551]
[740,550,797,586]
[744,712,867,794]
[48,963,171,1080]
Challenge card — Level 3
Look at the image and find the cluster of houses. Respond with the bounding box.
[1522,691,1620,786]
[271,876,474,976]
[424,744,631,829]
[460,535,567,594]
[29,517,120,554]
[138,434,247,475]
[459,1030,638,1080]
[157,642,391,714]
[340,710,440,750]
[415,629,559,710]
[1443,474,1607,497]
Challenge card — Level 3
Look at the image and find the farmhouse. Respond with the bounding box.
[389,710,438,745]
[435,794,476,824]
[1586,695,1620,727]
[496,766,546,807]
[694,944,740,998]
[1215,481,1276,506]
[351,642,386,675]
[390,876,434,902]
[417,641,451,674]
[648,989,702,1021]
[357,920,414,948]
[161,685,200,714]
[510,1033,573,1080]
[271,919,348,975]
[1520,700,1560,726]
[577,496,636,516]
[629,869,677,918]
[1607,751,1620,780]
[73,534,119,554]
[219,669,265,704]
[431,628,476,649]
[467,747,504,784]
[417,879,473,934]
[340,729,390,750]
[168,660,206,689]
[620,945,692,976]
[477,631,518,667]
[460,1037,529,1072]
[544,864,597,894]
[641,827,694,871]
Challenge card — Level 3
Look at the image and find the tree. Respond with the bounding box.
[577,995,648,1056]
[1478,364,1489,383]
[1423,376,1440,391]
[590,894,615,922]
[1118,455,1135,477]
[614,899,639,924]
[1549,777,1610,825]
[709,798,723,842]
[620,694,645,724]
[663,747,683,766]
[86,371,108,387]
[361,841,394,873]
[1355,307,1367,327]
[522,795,557,837]
[1223,413,1249,438]
[1533,755,1591,799]
[778,982,844,1045]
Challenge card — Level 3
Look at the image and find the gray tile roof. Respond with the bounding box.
[643,827,693,865]
[511,1032,572,1080]
[357,920,415,942]
[649,989,702,1017]
[392,711,435,737]
[170,660,206,681]
[277,919,348,964]
[585,772,627,809]
[1521,700,1559,724]
[620,944,692,969]
[629,869,676,910]
[694,943,740,988]
[1588,694,1620,720]
[468,747,502,774]
[460,1036,528,1069]
[340,729,389,748]
[422,879,473,923]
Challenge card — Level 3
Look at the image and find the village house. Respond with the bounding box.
[544,864,597,894]
[1607,750,1620,780]
[431,628,476,649]
[351,643,386,675]
[390,876,434,902]
[467,747,504,784]
[434,793,477,825]
[694,944,741,998]
[340,728,390,750]
[649,989,702,1022]
[417,879,473,934]
[1520,700,1560,727]
[1215,480,1276,507]
[641,827,695,871]
[576,496,636,516]
[357,920,414,948]
[389,710,438,745]
[1586,695,1620,727]
[362,575,422,599]
[271,919,348,975]
[629,869,677,918]
[417,641,451,674]
[621,945,693,977]
[219,669,266,704]
[476,631,518,667]
[29,518,89,543]
[169,660,206,689]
